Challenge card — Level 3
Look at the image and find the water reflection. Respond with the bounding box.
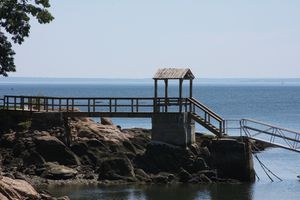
[46,183,254,200]
[208,184,253,200]
[143,185,205,200]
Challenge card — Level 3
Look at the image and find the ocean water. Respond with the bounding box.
[1,78,300,200]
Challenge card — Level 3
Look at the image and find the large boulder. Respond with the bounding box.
[134,168,150,181]
[177,168,192,183]
[151,172,175,184]
[40,162,77,180]
[0,176,40,200]
[101,117,113,125]
[98,157,135,180]
[135,142,208,174]
[34,135,80,166]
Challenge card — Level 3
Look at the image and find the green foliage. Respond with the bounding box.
[0,0,54,76]
[32,96,45,110]
[17,120,32,131]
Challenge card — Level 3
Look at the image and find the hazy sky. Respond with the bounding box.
[10,0,300,78]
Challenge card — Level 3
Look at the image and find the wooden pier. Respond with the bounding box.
[1,95,225,137]
[1,68,300,151]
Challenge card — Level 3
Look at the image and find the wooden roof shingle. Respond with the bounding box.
[153,68,195,80]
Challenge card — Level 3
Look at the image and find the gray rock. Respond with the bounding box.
[134,168,150,179]
[151,172,174,184]
[98,157,135,180]
[101,117,113,125]
[35,135,80,166]
[41,162,77,180]
[199,174,212,183]
[177,168,192,183]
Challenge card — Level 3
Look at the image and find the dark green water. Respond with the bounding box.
[46,180,300,200]
[46,184,253,200]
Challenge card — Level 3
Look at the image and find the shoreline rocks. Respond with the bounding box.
[0,175,69,200]
[0,112,257,198]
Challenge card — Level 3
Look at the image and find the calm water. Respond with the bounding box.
[1,78,300,200]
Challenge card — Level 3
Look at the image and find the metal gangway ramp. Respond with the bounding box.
[226,119,300,153]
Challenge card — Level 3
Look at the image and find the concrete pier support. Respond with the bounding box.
[151,113,195,146]
[210,137,255,182]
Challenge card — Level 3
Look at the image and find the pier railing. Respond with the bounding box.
[2,95,191,113]
[2,95,226,136]
[225,119,300,153]
[0,98,4,110]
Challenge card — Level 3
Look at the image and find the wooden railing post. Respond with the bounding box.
[21,97,24,111]
[72,99,74,112]
[108,99,111,112]
[46,98,49,112]
[93,99,96,112]
[66,98,69,112]
[14,97,16,110]
[59,99,61,111]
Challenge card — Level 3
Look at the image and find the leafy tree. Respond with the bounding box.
[0,0,54,76]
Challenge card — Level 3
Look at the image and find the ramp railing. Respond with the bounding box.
[225,118,300,153]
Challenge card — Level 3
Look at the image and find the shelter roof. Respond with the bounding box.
[153,68,195,80]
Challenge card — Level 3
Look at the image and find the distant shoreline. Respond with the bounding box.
[1,77,300,86]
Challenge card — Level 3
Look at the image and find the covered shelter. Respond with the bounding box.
[153,68,195,112]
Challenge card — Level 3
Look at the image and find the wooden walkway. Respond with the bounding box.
[2,95,300,152]
[0,95,226,136]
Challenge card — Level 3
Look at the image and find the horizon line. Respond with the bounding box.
[2,76,300,80]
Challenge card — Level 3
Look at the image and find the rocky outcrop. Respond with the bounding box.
[0,111,250,191]
[134,142,208,174]
[0,175,69,200]
[0,176,40,200]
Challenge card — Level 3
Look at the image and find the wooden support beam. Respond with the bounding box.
[164,79,168,112]
[190,79,193,98]
[179,79,183,112]
[154,79,158,112]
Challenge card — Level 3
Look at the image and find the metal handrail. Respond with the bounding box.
[225,118,300,153]
[224,119,241,135]
[241,118,300,135]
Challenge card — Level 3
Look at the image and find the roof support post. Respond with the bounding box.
[154,79,158,112]
[164,79,168,112]
[179,79,183,112]
[189,79,193,112]
[189,79,193,98]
